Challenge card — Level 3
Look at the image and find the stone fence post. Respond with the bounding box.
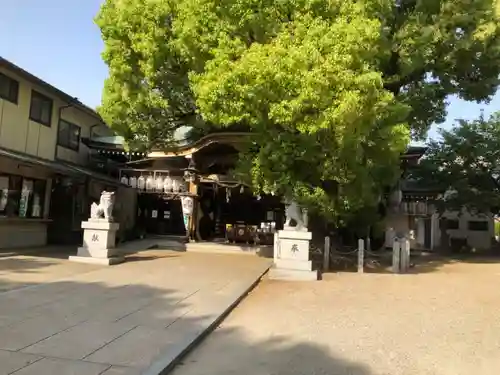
[358,239,365,273]
[323,236,330,272]
[392,239,400,273]
[392,238,411,273]
[400,239,410,273]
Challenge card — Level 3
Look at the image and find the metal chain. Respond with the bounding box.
[364,249,386,257]
[329,247,359,255]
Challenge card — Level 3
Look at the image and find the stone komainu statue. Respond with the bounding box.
[90,191,115,222]
[284,200,308,231]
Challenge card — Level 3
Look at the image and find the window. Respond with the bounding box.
[5,175,21,217]
[0,174,46,218]
[29,90,53,126]
[468,221,489,231]
[58,119,81,151]
[0,72,19,104]
[446,219,459,230]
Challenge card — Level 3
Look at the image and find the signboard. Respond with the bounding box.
[19,180,33,218]
[0,176,8,212]
[181,197,194,232]
[181,196,194,216]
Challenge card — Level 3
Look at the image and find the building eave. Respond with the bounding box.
[148,132,252,158]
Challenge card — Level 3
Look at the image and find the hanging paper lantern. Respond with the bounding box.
[172,178,180,192]
[129,176,137,189]
[163,175,173,192]
[120,175,128,185]
[155,175,163,191]
[146,175,154,191]
[137,175,145,190]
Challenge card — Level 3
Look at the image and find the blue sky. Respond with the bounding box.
[0,0,498,142]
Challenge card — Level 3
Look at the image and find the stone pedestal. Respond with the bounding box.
[69,220,124,265]
[269,230,319,281]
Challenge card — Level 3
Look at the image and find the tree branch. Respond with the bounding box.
[383,68,427,95]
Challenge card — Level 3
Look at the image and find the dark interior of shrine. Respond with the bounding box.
[196,183,284,241]
[124,140,285,242]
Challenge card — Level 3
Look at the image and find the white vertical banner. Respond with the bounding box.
[0,176,8,211]
[181,196,194,231]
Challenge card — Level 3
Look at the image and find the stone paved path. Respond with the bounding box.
[171,258,500,375]
[0,249,270,375]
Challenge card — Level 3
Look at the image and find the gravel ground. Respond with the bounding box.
[172,258,500,375]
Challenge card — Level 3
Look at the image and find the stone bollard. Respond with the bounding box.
[400,239,410,273]
[392,239,400,273]
[323,236,330,272]
[358,239,365,273]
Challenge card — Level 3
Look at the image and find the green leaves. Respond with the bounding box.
[414,112,500,215]
[96,0,500,224]
[96,0,197,150]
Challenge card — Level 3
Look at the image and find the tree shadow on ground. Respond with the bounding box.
[173,329,373,375]
[0,251,181,293]
[0,245,76,259]
[0,255,374,375]
[0,257,58,273]
[0,255,64,292]
[404,251,500,274]
[124,254,181,262]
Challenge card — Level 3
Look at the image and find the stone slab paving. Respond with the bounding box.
[171,258,500,375]
[0,249,271,375]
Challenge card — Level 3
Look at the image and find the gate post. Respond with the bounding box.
[357,239,365,273]
[323,236,330,272]
[392,239,401,273]
[400,239,410,273]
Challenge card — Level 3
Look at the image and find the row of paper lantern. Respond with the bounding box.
[120,175,187,192]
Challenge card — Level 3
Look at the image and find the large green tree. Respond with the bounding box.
[96,0,500,222]
[415,112,500,215]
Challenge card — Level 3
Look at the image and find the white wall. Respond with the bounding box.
[0,155,52,248]
[0,65,105,166]
[433,210,493,250]
[0,220,48,248]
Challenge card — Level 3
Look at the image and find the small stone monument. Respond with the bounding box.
[69,191,124,265]
[269,200,319,281]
